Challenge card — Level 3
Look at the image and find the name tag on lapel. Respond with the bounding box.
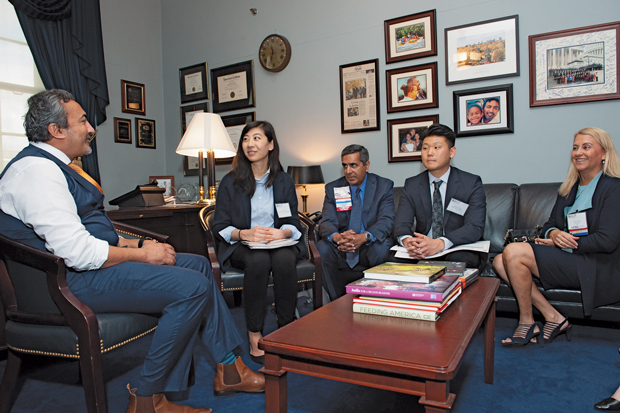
[446,198,469,216]
[567,212,588,236]
[275,203,292,218]
[335,187,352,211]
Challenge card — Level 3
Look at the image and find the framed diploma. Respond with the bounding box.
[121,80,146,116]
[113,117,132,144]
[339,59,380,133]
[179,62,208,103]
[211,60,255,113]
[180,103,210,176]
[217,111,255,165]
[135,118,156,149]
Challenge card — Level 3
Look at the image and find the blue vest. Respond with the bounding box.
[0,144,119,253]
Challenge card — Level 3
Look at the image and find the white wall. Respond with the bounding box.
[98,0,620,213]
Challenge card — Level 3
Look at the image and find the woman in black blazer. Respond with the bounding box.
[213,121,302,364]
[494,127,620,348]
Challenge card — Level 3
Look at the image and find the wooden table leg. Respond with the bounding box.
[483,297,498,385]
[260,354,287,413]
[419,380,455,413]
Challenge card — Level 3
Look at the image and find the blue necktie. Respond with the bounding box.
[346,187,362,268]
[431,180,444,239]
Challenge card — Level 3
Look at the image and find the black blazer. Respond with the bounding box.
[393,167,486,246]
[540,174,620,314]
[213,170,303,272]
[318,173,395,243]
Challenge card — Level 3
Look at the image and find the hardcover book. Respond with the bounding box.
[354,285,462,312]
[418,260,466,275]
[346,273,460,302]
[352,303,440,322]
[363,262,446,283]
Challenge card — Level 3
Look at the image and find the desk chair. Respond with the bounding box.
[0,222,169,413]
[198,206,323,311]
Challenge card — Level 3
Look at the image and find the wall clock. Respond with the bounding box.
[259,34,291,72]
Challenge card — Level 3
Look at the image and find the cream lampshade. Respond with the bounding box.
[176,113,236,205]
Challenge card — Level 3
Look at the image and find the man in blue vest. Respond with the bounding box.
[0,90,264,413]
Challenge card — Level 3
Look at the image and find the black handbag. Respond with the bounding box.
[504,225,542,245]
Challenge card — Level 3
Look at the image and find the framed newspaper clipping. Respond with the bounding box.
[339,59,380,133]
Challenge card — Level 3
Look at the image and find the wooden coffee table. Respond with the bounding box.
[259,277,499,413]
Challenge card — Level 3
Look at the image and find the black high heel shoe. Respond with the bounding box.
[595,397,620,411]
[542,318,572,345]
[502,322,544,348]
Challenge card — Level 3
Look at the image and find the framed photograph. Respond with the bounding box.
[135,118,156,149]
[387,115,438,163]
[218,111,255,165]
[453,84,514,137]
[339,59,380,133]
[179,62,208,104]
[148,175,174,196]
[445,15,519,85]
[384,10,437,64]
[210,60,255,113]
[529,21,620,107]
[386,62,438,113]
[121,80,146,116]
[113,117,132,144]
[180,103,210,176]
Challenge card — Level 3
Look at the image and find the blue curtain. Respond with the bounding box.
[9,0,109,184]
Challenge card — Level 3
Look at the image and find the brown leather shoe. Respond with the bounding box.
[125,384,212,413]
[213,357,265,397]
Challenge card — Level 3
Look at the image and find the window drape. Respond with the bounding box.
[9,0,109,184]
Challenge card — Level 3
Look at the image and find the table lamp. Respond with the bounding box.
[176,113,236,205]
[287,165,324,214]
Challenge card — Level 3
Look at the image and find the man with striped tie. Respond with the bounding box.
[0,89,264,413]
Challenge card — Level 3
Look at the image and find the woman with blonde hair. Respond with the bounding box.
[494,127,620,347]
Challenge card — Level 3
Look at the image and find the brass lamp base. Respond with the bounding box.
[195,185,216,206]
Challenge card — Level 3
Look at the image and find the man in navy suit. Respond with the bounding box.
[317,144,395,299]
[393,124,486,268]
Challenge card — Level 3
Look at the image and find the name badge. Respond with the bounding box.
[335,187,352,211]
[275,203,292,218]
[567,211,588,236]
[446,198,469,216]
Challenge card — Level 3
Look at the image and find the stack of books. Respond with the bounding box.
[346,261,479,322]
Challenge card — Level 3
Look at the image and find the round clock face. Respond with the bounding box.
[259,34,291,72]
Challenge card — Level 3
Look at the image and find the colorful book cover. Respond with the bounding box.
[418,260,466,275]
[355,284,462,312]
[363,262,446,283]
[352,303,440,322]
[346,273,460,302]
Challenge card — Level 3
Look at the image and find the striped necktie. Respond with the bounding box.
[68,162,103,194]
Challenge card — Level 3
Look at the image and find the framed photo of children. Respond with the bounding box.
[386,62,438,113]
[384,9,437,64]
[445,15,519,85]
[339,59,380,133]
[135,118,156,149]
[529,21,620,107]
[453,84,514,137]
[387,114,438,163]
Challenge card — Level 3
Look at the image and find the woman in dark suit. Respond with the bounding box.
[494,127,620,347]
[213,121,303,364]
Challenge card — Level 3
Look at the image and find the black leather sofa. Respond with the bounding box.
[394,183,620,322]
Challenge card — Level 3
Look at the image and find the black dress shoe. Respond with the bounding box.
[595,397,620,411]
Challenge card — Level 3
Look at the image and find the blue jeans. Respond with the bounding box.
[66,253,243,395]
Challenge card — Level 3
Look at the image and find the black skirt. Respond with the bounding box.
[530,243,585,290]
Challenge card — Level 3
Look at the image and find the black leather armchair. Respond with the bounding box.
[0,222,168,413]
[198,206,323,310]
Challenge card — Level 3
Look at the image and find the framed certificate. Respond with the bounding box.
[217,111,255,165]
[121,80,146,116]
[211,60,255,113]
[179,62,208,103]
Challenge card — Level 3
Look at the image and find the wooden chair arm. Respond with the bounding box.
[299,214,323,309]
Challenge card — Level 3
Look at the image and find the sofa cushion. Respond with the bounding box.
[515,183,561,229]
[483,183,517,254]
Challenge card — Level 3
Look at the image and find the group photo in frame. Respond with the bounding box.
[453,84,514,137]
[387,115,438,163]
[180,103,210,176]
[339,58,380,133]
[210,60,255,113]
[384,9,437,64]
[529,21,620,107]
[445,15,519,85]
[113,117,131,144]
[218,112,255,165]
[148,175,174,197]
[179,62,208,104]
[135,118,156,149]
[386,62,438,113]
[121,80,146,116]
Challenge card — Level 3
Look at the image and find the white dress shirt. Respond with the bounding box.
[0,142,109,270]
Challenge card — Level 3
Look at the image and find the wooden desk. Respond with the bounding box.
[106,204,208,256]
[260,277,500,413]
